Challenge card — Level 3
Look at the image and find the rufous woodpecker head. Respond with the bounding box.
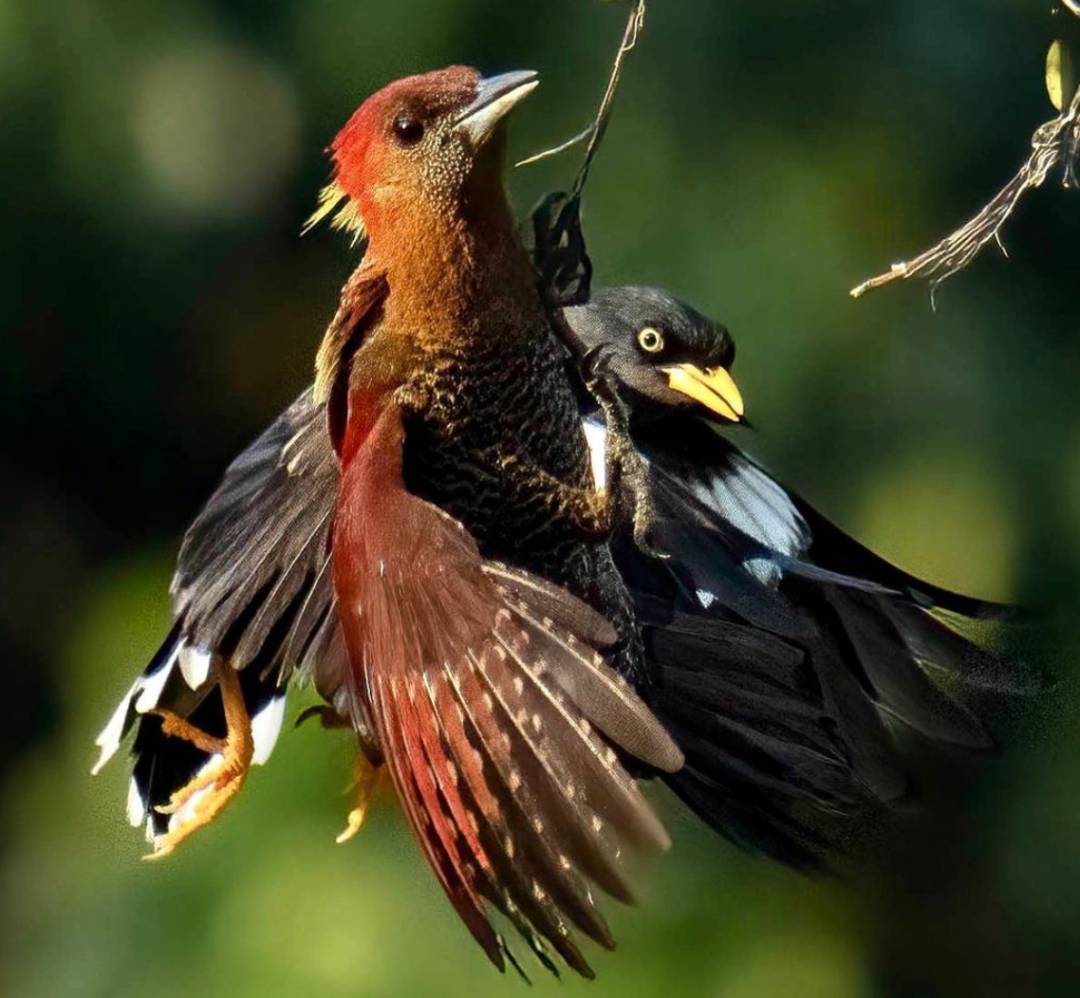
[305,66,539,249]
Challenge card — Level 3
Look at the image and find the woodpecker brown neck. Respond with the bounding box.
[367,172,538,355]
[314,165,543,463]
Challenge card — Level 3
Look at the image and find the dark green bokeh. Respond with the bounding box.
[2,2,1079,995]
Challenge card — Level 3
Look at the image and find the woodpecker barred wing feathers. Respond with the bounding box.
[333,403,681,976]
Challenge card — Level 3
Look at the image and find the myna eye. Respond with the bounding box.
[392,114,425,147]
[637,327,665,354]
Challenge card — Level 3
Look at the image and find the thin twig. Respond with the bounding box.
[571,0,647,196]
[516,0,647,196]
[525,1,648,308]
[516,125,594,169]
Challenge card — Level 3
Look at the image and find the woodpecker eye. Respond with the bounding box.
[637,327,665,354]
[392,114,425,147]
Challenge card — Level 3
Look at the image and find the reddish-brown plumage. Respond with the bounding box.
[318,67,681,975]
[330,398,678,974]
[332,401,507,962]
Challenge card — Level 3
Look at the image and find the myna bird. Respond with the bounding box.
[564,285,1024,867]
[92,72,1025,976]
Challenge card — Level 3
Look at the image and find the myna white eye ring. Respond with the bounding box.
[637,326,664,353]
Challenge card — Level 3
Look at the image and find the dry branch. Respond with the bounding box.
[851,43,1080,303]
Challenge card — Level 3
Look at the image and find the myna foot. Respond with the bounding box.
[144,662,253,860]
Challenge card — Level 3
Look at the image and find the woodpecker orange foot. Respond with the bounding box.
[336,752,383,844]
[143,662,253,861]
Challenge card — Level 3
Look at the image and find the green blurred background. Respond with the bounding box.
[3,1,1080,995]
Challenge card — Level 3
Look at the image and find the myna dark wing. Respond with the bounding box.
[598,414,1018,867]
[635,414,1015,619]
[644,420,1026,693]
[92,388,345,839]
[171,387,341,684]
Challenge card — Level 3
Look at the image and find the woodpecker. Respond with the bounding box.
[95,68,686,977]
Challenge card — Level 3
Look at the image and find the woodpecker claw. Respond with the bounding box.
[632,508,670,561]
[143,662,253,860]
[336,753,382,844]
[295,704,351,730]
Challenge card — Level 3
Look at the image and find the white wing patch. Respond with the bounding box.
[92,686,140,776]
[583,417,608,492]
[696,589,717,610]
[127,776,146,827]
[132,657,174,713]
[178,645,212,689]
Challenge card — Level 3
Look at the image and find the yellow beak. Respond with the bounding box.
[660,364,745,423]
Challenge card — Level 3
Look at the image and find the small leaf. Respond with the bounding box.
[1046,39,1075,113]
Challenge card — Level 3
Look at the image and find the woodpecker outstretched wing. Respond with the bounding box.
[333,401,681,976]
[173,388,341,684]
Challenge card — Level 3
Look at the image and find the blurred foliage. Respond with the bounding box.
[2,1,1080,996]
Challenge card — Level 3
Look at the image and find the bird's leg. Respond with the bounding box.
[295,704,352,730]
[296,703,384,843]
[144,660,253,861]
[336,752,385,844]
[581,348,666,558]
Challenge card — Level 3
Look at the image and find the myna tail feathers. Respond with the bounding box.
[794,499,1019,621]
[640,611,865,871]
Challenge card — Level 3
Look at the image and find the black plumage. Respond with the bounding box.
[91,391,341,838]
[566,286,1026,866]
[94,282,1027,873]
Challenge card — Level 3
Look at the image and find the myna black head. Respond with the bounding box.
[562,286,745,424]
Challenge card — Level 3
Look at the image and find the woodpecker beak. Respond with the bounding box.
[454,70,539,146]
[660,364,745,424]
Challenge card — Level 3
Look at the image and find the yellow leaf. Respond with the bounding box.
[1046,39,1076,113]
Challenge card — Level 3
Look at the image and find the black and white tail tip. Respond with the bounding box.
[92,624,287,846]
